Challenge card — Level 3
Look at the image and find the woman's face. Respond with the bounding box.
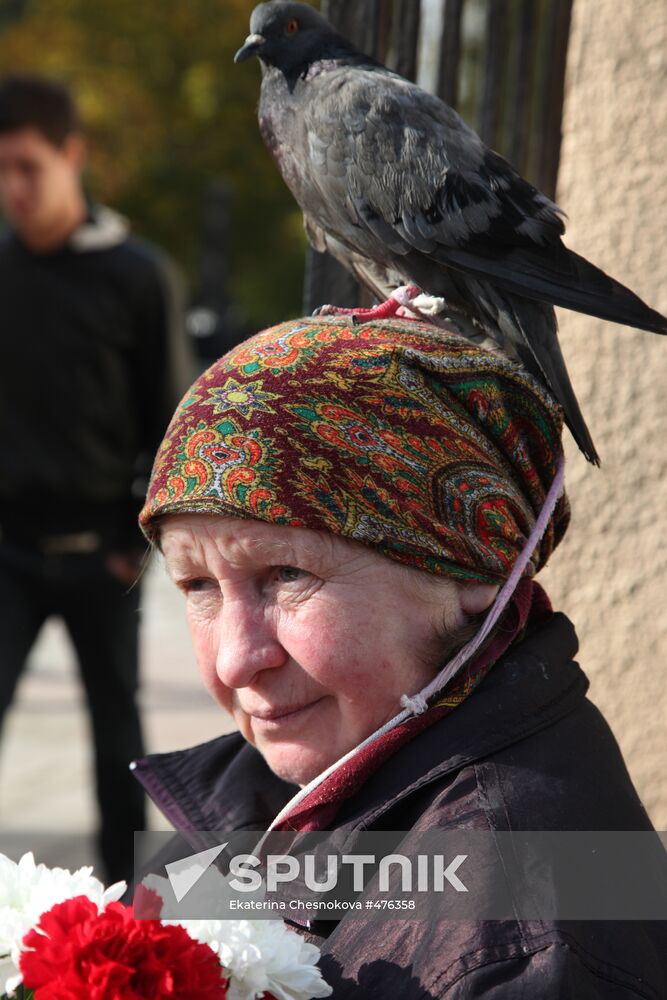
[160,514,469,786]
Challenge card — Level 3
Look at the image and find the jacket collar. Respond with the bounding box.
[133,613,585,835]
[68,204,129,252]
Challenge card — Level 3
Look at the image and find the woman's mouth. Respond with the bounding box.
[248,697,325,730]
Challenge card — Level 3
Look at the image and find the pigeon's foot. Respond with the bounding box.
[403,289,448,318]
[314,286,425,323]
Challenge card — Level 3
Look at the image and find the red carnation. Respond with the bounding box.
[19,895,228,999]
[132,884,164,921]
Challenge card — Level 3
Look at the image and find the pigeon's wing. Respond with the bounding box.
[301,69,564,254]
[303,69,665,334]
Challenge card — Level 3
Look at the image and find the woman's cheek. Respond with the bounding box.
[279,602,330,663]
[289,607,368,692]
[186,605,227,702]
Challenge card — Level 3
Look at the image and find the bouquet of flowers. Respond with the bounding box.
[0,854,332,1000]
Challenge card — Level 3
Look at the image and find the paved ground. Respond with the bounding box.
[0,555,236,876]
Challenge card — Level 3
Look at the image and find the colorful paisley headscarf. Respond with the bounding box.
[140,317,569,585]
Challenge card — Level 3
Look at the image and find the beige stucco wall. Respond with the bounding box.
[539,0,667,827]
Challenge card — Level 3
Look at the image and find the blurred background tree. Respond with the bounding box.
[0,0,317,329]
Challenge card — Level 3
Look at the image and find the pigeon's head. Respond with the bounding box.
[235,2,353,73]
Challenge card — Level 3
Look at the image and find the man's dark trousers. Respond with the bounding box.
[0,538,146,884]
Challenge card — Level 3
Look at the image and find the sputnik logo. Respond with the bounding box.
[165,843,228,902]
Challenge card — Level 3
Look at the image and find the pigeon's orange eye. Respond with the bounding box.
[286,19,299,34]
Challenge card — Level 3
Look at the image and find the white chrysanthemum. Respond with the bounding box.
[0,852,125,996]
[137,875,331,1000]
[177,918,332,1000]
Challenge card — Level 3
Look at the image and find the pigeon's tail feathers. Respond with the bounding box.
[552,250,667,335]
[498,294,601,467]
[547,369,601,467]
[442,245,667,336]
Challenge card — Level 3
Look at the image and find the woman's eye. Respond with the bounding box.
[180,577,216,594]
[276,566,305,583]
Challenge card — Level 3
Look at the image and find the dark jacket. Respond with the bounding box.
[0,206,191,545]
[134,613,667,998]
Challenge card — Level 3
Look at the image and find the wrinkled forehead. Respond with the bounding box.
[158,512,356,572]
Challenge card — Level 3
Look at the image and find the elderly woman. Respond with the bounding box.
[134,317,664,998]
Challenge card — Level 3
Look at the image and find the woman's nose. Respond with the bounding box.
[215,598,287,688]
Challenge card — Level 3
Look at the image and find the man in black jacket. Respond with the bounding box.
[0,74,191,883]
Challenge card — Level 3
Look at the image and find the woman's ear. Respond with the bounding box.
[459,583,499,615]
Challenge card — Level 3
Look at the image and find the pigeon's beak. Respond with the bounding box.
[234,33,266,63]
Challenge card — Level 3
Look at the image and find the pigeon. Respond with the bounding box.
[235,1,667,465]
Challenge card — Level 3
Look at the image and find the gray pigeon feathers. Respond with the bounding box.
[236,1,667,465]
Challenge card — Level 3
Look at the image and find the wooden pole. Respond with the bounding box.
[387,0,421,81]
[477,0,510,148]
[321,0,382,58]
[437,0,464,108]
[507,0,538,175]
[536,0,573,199]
